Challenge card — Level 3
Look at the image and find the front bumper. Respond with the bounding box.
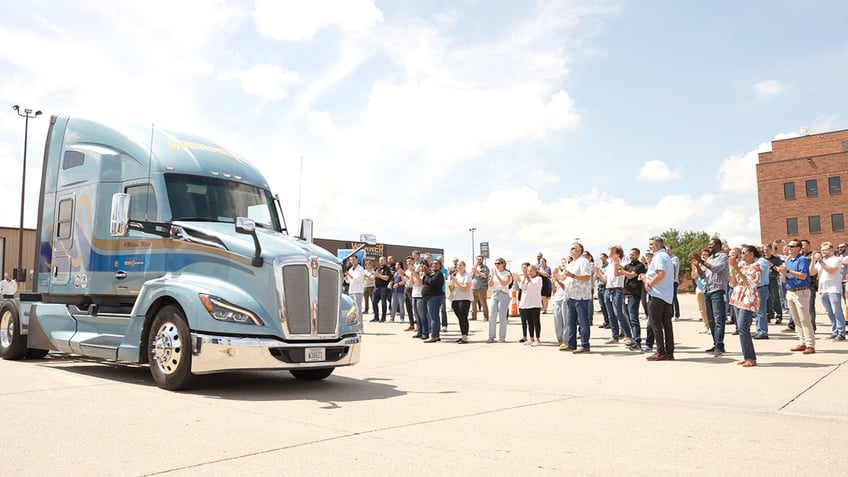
[190,333,361,375]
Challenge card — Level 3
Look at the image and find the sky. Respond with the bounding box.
[1,0,847,268]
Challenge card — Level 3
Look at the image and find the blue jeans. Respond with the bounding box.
[704,289,727,350]
[605,288,631,339]
[426,295,444,338]
[391,291,405,321]
[821,292,846,337]
[489,290,510,340]
[625,294,642,345]
[737,308,756,362]
[413,297,429,337]
[565,298,591,349]
[373,287,390,321]
[755,285,769,336]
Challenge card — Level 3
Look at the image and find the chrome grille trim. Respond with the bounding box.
[318,266,340,335]
[274,256,341,339]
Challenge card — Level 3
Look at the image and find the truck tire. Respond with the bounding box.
[290,368,334,381]
[148,305,195,390]
[0,302,27,360]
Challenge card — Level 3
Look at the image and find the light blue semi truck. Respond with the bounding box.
[0,115,367,390]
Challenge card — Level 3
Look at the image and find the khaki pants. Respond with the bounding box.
[787,288,815,348]
[471,288,489,320]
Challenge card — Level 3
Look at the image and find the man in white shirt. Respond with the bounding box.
[344,256,365,323]
[0,273,17,299]
[810,242,848,341]
[562,243,593,353]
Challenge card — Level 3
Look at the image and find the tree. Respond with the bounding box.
[659,228,718,290]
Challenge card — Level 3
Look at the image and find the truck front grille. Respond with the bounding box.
[280,263,340,337]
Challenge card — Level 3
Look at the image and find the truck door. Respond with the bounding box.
[50,195,75,288]
[113,184,162,297]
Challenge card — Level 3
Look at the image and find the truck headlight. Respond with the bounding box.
[345,305,360,325]
[199,294,264,326]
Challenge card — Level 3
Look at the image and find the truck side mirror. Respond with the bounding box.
[235,217,263,267]
[299,218,314,243]
[360,234,377,246]
[235,217,256,234]
[110,193,130,237]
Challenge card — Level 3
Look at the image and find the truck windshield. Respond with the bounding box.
[165,173,281,231]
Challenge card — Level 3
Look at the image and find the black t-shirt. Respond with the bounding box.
[623,260,646,296]
[374,265,392,288]
[767,255,783,280]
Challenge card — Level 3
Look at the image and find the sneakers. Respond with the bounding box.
[605,338,619,344]
[623,337,633,346]
[498,338,506,343]
[486,338,495,343]
[781,327,795,333]
[572,347,590,354]
[559,344,573,351]
[833,335,846,342]
[530,340,539,347]
[753,333,769,340]
[423,337,441,343]
[713,347,725,357]
[627,343,641,351]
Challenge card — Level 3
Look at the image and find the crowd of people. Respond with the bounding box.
[343,238,848,365]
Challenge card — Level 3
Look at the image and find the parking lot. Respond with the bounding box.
[2,293,847,476]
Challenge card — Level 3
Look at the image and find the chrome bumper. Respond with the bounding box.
[190,333,361,375]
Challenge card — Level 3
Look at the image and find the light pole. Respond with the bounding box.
[12,105,42,285]
[469,227,476,262]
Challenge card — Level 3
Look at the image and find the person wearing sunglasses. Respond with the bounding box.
[778,242,815,354]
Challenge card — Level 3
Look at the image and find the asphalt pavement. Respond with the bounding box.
[2,293,847,476]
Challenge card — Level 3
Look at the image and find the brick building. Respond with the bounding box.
[756,129,848,245]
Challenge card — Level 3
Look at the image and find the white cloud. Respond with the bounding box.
[637,160,681,181]
[254,0,383,41]
[220,64,303,100]
[717,149,759,194]
[753,79,787,99]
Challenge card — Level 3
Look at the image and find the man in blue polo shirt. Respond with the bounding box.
[779,240,815,354]
[642,236,675,361]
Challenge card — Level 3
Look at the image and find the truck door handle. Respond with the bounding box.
[115,271,127,280]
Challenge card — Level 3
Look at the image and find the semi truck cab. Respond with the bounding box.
[0,115,366,390]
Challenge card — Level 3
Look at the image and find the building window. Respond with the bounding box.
[833,213,845,232]
[786,217,798,235]
[809,215,821,234]
[805,179,818,197]
[783,182,795,199]
[828,176,841,194]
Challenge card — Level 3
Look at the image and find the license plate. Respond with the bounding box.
[305,347,326,362]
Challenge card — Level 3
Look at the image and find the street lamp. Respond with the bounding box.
[469,227,476,261]
[12,105,42,286]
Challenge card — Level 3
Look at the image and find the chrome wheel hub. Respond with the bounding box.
[151,322,183,375]
[0,311,12,348]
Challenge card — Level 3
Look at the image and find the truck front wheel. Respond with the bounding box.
[290,368,334,380]
[148,305,195,390]
[0,302,27,360]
